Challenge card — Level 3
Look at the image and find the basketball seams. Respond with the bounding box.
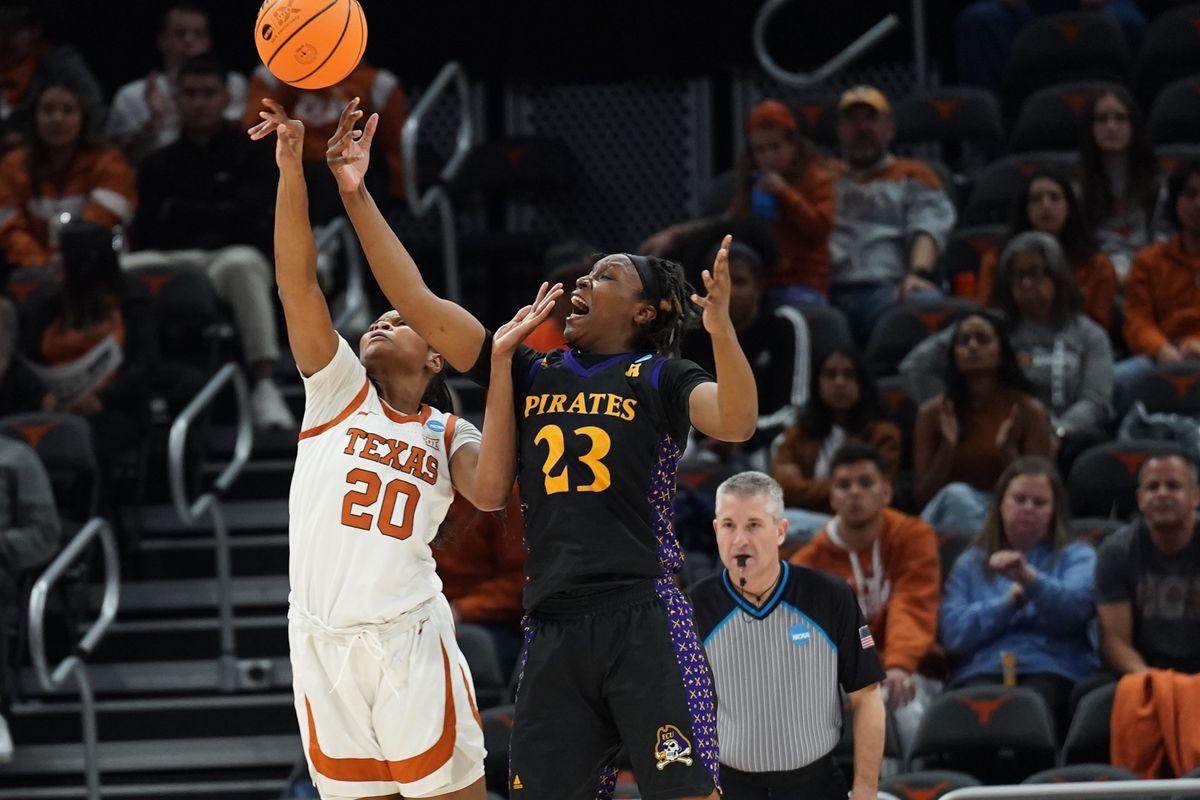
[255,0,286,26]
[291,0,354,87]
[264,0,342,68]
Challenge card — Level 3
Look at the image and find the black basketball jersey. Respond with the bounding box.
[472,342,711,611]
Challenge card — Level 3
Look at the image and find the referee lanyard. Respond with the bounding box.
[825,519,890,619]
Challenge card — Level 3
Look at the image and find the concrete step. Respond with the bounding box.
[0,734,299,776]
[20,657,293,699]
[0,778,290,799]
[90,575,289,614]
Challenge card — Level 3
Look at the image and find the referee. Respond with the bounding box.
[688,471,885,800]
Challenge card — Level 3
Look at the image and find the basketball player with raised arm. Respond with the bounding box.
[324,97,757,800]
[251,99,561,800]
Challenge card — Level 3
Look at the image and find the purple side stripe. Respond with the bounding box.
[649,435,685,575]
[593,763,618,800]
[654,577,721,791]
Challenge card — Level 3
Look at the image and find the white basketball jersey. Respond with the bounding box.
[289,337,481,627]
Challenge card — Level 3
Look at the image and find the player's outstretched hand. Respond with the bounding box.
[326,97,379,194]
[247,98,304,169]
[493,282,564,360]
[691,234,735,336]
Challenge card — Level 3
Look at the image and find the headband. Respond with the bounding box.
[624,253,664,309]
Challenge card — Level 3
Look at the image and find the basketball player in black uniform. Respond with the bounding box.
[325,98,757,800]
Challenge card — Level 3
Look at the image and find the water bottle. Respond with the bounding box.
[750,171,778,221]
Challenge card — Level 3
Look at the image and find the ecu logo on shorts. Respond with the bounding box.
[653,724,694,770]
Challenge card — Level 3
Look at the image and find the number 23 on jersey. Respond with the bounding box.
[534,424,612,494]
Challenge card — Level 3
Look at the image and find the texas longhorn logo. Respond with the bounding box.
[653,724,694,770]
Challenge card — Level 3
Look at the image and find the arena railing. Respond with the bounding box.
[402,60,474,305]
[315,215,368,334]
[941,779,1200,800]
[27,516,120,800]
[168,362,253,693]
[752,0,902,88]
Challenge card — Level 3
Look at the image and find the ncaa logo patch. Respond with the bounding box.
[788,623,811,646]
[425,419,446,433]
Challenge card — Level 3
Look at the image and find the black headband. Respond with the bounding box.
[623,253,663,308]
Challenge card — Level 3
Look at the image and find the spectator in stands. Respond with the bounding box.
[0,433,62,763]
[433,489,526,677]
[1096,451,1200,675]
[940,456,1098,735]
[771,345,900,536]
[242,59,407,223]
[976,170,1118,332]
[904,233,1113,472]
[830,85,956,345]
[683,236,811,463]
[791,443,940,742]
[1079,86,1168,281]
[690,471,885,800]
[913,310,1054,533]
[106,2,247,165]
[0,3,105,153]
[21,222,155,482]
[642,99,835,307]
[0,80,135,270]
[1117,158,1200,399]
[129,57,294,432]
[524,239,595,353]
[955,1,1147,93]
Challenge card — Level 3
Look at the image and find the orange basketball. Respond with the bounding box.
[254,0,367,90]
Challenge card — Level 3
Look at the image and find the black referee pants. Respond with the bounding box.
[719,753,847,800]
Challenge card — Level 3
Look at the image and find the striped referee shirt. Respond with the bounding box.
[689,561,884,773]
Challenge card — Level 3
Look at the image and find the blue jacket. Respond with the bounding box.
[940,541,1099,684]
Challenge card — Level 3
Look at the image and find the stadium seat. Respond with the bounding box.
[787,94,840,150]
[894,88,1005,156]
[1158,145,1200,180]
[125,262,227,367]
[1062,682,1116,765]
[961,152,1079,226]
[457,623,507,709]
[936,528,974,586]
[799,304,854,355]
[1009,82,1115,154]
[480,704,514,795]
[1071,517,1126,548]
[1066,440,1182,519]
[880,770,981,800]
[1114,361,1200,420]
[5,268,57,316]
[698,168,737,216]
[1023,764,1139,784]
[907,685,1057,782]
[1133,3,1200,109]
[0,412,97,524]
[938,225,1005,299]
[865,297,979,377]
[877,375,919,472]
[1002,12,1129,117]
[1148,76,1200,147]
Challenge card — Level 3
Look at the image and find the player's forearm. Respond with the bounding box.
[472,354,518,510]
[274,166,318,291]
[709,326,757,441]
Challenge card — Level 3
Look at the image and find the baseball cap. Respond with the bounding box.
[838,85,891,115]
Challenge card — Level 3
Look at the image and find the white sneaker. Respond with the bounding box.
[250,379,297,431]
[0,711,13,763]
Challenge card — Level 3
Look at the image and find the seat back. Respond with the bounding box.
[1114,361,1200,420]
[1062,682,1116,765]
[1070,517,1126,548]
[880,770,982,800]
[126,262,225,365]
[877,375,919,471]
[865,298,979,377]
[1158,145,1200,181]
[908,685,1058,782]
[0,412,97,522]
[1009,82,1116,153]
[1133,3,1200,108]
[1067,440,1183,518]
[787,95,840,150]
[939,225,1005,299]
[1023,763,1139,784]
[5,268,58,318]
[1148,76,1200,147]
[799,304,855,356]
[1002,12,1129,115]
[962,152,1080,226]
[456,623,506,709]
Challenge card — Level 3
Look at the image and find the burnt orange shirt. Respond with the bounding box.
[1123,236,1200,357]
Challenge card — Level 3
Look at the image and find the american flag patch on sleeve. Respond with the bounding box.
[858,625,875,649]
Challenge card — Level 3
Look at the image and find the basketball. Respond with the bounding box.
[254,0,367,90]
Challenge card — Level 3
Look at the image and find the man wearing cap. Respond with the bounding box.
[830,85,956,345]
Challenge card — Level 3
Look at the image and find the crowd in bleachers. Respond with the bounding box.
[0,0,1197,791]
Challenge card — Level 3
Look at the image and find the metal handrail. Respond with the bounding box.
[941,779,1200,800]
[27,517,120,800]
[401,61,474,304]
[315,216,367,333]
[168,362,253,692]
[752,0,900,88]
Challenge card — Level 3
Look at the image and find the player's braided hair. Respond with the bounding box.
[631,255,699,357]
[419,366,454,414]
